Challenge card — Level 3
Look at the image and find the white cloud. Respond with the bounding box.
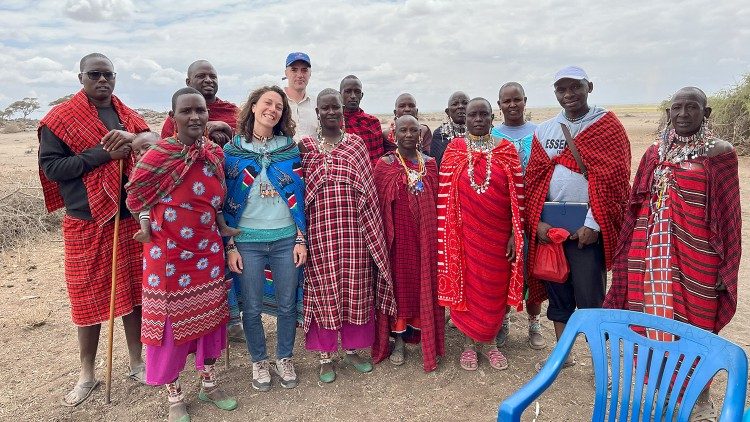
[63,0,135,22]
[0,0,748,115]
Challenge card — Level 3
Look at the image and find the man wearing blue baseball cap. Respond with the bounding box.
[524,65,631,371]
[284,52,317,141]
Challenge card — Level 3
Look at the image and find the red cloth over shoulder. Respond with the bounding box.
[524,112,631,304]
[38,89,150,225]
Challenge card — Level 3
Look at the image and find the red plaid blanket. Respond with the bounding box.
[38,89,149,225]
[524,112,631,304]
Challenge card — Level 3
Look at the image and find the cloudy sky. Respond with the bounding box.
[1,0,748,117]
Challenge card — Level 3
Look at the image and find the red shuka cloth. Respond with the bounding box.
[160,98,239,139]
[63,216,142,326]
[604,146,741,333]
[126,138,228,345]
[38,89,150,226]
[524,112,631,304]
[437,138,525,342]
[372,153,445,371]
[344,108,384,163]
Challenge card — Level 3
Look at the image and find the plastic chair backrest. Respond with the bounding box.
[572,309,747,421]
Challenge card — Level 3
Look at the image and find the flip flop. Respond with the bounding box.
[535,356,576,373]
[61,380,100,407]
[127,363,146,384]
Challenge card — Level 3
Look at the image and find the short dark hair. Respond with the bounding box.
[79,53,111,72]
[317,88,342,104]
[171,87,202,111]
[468,97,493,110]
[499,82,525,97]
[237,85,296,139]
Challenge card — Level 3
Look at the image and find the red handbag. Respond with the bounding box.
[532,228,570,283]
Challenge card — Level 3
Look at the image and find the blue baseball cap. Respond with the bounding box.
[285,52,311,67]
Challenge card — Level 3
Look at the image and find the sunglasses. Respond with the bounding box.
[82,71,117,81]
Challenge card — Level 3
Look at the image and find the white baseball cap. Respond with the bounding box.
[553,66,589,85]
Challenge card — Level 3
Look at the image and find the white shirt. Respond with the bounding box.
[534,106,607,231]
[288,94,318,142]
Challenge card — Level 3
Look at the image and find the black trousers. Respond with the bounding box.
[544,239,606,324]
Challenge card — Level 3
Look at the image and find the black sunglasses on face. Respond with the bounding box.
[82,71,117,81]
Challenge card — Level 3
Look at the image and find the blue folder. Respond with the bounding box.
[540,202,589,233]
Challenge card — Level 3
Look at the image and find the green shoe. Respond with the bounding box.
[168,401,190,422]
[344,353,373,373]
[319,361,336,383]
[198,388,238,411]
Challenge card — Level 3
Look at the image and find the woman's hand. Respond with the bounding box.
[293,244,307,268]
[506,235,516,262]
[227,249,243,273]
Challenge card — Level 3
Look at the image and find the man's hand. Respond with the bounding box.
[101,129,135,152]
[570,226,599,249]
[537,222,552,244]
[108,145,131,160]
[206,121,232,146]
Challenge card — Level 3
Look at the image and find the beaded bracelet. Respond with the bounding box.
[295,235,306,245]
[225,243,238,253]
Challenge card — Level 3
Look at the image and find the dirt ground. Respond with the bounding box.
[0,106,747,421]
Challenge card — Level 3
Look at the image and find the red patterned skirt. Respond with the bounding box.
[63,215,142,326]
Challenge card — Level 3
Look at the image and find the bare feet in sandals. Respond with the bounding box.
[460,348,478,371]
[61,380,100,407]
[484,346,509,370]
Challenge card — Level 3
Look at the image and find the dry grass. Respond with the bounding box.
[0,176,61,252]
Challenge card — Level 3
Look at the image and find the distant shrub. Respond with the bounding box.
[709,74,750,155]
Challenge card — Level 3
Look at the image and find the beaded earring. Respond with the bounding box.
[316,116,324,140]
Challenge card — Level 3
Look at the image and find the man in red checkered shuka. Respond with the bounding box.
[38,53,157,407]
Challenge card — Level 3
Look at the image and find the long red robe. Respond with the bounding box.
[604,145,741,333]
[437,138,525,343]
[372,153,445,371]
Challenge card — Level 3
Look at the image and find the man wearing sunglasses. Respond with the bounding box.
[38,52,157,407]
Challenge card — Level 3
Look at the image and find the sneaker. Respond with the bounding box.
[495,316,510,347]
[528,318,547,350]
[252,360,271,391]
[271,358,298,389]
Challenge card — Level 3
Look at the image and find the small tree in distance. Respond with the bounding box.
[5,97,40,120]
[49,94,74,106]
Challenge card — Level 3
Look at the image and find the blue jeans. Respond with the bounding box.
[236,236,299,362]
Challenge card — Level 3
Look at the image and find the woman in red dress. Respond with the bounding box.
[126,87,237,422]
[438,98,525,371]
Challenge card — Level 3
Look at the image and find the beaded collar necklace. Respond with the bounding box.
[395,150,426,195]
[652,124,715,208]
[466,133,494,194]
[253,131,273,142]
[317,130,345,154]
[440,119,467,140]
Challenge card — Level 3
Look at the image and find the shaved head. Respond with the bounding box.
[448,91,469,105]
[499,82,525,97]
[395,114,418,130]
[672,86,708,107]
[468,97,493,111]
[187,60,213,78]
[395,93,415,107]
[79,53,111,72]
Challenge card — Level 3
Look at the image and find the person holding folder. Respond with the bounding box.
[524,66,631,371]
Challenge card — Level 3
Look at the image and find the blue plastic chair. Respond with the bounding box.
[498,309,748,421]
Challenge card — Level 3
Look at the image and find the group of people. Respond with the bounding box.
[38,51,741,421]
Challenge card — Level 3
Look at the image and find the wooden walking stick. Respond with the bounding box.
[105,158,125,404]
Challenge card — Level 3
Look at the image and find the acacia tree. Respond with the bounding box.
[5,97,40,119]
[49,94,74,106]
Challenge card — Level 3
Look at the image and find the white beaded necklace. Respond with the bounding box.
[466,133,494,194]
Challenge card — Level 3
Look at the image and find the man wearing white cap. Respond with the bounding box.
[524,66,631,370]
[283,52,318,141]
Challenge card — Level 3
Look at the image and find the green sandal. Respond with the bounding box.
[343,352,373,373]
[319,360,336,383]
[198,387,238,411]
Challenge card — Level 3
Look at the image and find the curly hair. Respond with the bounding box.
[236,85,296,139]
